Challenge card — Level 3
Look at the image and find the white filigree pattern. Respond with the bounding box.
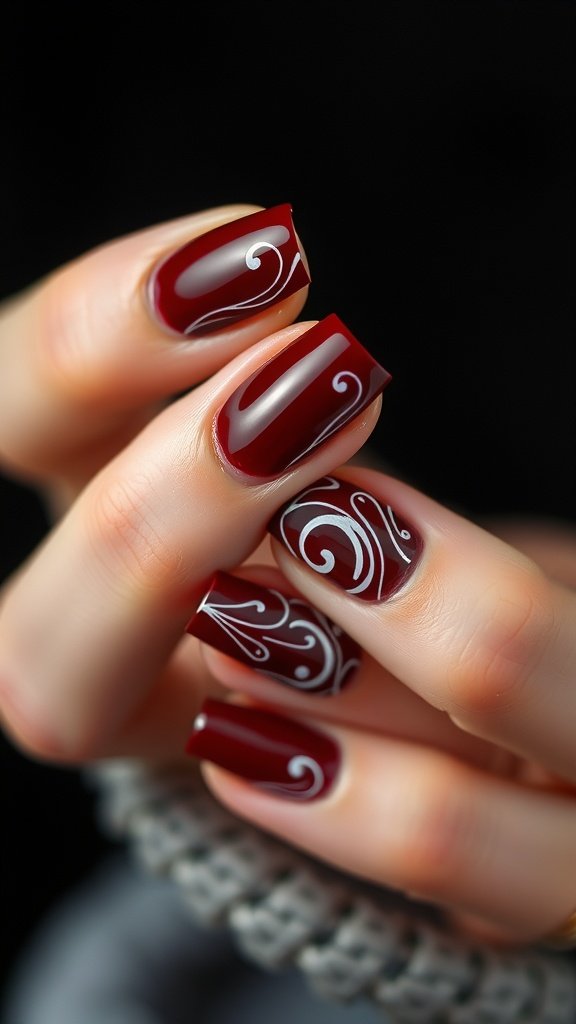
[184,244,302,335]
[198,587,358,695]
[278,477,413,601]
[285,370,364,468]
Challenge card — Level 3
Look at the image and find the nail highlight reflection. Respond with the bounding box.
[215,315,392,478]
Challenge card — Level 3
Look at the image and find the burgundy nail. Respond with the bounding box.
[269,476,424,602]
[186,699,340,801]
[187,571,360,696]
[148,204,310,337]
[215,314,391,478]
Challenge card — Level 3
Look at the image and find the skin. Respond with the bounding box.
[1,204,575,949]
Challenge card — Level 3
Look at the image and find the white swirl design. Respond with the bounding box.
[199,588,358,694]
[259,753,325,800]
[184,244,302,335]
[278,477,413,601]
[287,755,324,799]
[284,371,364,469]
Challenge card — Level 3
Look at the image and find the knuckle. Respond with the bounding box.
[87,470,184,593]
[448,561,555,719]
[390,762,475,899]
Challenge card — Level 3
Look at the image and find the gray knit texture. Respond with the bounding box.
[87,760,576,1024]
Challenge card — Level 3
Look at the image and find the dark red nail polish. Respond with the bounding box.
[187,571,360,696]
[269,476,423,603]
[186,699,340,801]
[215,315,391,479]
[148,204,310,337]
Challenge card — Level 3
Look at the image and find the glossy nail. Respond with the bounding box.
[215,314,391,478]
[186,699,340,801]
[187,571,360,696]
[269,476,424,602]
[148,204,310,336]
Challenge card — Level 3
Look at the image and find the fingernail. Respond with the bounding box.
[269,476,424,602]
[186,699,340,801]
[215,314,391,479]
[148,204,310,337]
[186,571,360,696]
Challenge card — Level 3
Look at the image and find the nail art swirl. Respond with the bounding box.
[270,476,423,603]
[183,240,303,335]
[284,370,363,468]
[188,572,360,695]
[270,754,325,799]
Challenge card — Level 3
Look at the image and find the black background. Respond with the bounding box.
[0,0,574,1004]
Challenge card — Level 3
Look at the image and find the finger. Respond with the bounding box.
[268,469,576,782]
[0,317,388,761]
[189,699,576,942]
[487,516,576,589]
[91,637,225,759]
[0,203,309,481]
[189,562,503,772]
[48,539,276,759]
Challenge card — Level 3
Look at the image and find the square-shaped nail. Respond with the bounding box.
[186,699,340,801]
[186,571,360,696]
[148,204,310,336]
[214,315,392,478]
[269,476,423,602]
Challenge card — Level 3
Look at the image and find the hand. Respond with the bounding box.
[0,204,390,761]
[186,467,576,947]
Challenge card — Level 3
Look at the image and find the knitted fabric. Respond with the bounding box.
[87,760,576,1024]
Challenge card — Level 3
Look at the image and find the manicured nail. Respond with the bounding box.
[215,314,391,478]
[148,204,310,337]
[186,699,340,801]
[269,476,423,602]
[187,571,360,696]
